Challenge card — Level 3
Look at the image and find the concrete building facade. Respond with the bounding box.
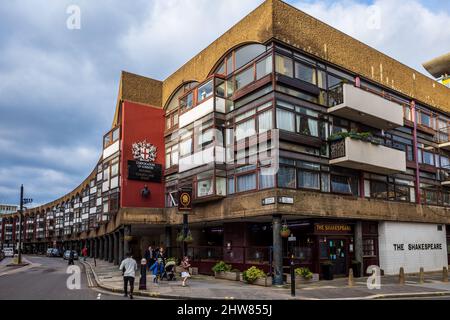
[1,0,449,281]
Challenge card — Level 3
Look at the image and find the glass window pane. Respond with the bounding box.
[278,166,296,188]
[197,179,214,197]
[258,110,273,133]
[276,109,295,132]
[237,174,256,192]
[180,139,192,156]
[228,177,235,194]
[259,167,275,189]
[235,67,254,90]
[297,115,318,137]
[275,55,293,77]
[298,170,320,190]
[295,62,316,85]
[321,173,330,192]
[197,80,213,103]
[112,128,120,141]
[235,44,266,70]
[256,55,273,80]
[236,119,256,141]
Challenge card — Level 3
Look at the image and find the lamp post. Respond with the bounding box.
[17,185,32,265]
[288,234,297,297]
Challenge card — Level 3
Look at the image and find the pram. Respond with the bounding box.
[162,260,177,281]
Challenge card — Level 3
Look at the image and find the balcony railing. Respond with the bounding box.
[330,136,406,175]
[328,83,404,130]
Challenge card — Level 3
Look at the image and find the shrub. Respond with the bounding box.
[242,266,266,284]
[212,261,232,273]
[295,267,313,280]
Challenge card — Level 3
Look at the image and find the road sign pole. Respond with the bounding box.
[17,185,24,265]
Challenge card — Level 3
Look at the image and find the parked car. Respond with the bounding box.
[63,250,78,260]
[2,248,15,258]
[50,248,62,257]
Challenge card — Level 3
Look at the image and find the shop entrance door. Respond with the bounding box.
[328,239,346,275]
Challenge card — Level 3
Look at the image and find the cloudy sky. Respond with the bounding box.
[0,0,449,207]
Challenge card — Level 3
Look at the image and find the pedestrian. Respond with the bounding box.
[157,247,166,280]
[180,256,191,287]
[81,246,88,262]
[144,245,154,271]
[119,252,138,299]
[68,250,75,266]
[139,258,147,290]
[150,258,162,283]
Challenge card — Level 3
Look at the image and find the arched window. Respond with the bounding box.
[212,43,268,76]
[165,81,199,112]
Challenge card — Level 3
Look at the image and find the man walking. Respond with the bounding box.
[119,252,138,299]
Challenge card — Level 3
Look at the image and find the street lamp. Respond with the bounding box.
[17,185,32,265]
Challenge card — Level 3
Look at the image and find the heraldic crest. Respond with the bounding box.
[132,140,157,162]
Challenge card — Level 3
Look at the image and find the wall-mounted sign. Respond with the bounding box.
[262,197,276,206]
[127,160,162,182]
[278,196,294,204]
[314,223,353,234]
[132,140,157,162]
[178,188,192,211]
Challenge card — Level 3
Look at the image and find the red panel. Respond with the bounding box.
[120,101,165,208]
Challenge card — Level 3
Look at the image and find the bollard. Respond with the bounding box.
[419,267,424,284]
[443,267,448,283]
[399,267,405,285]
[348,268,355,287]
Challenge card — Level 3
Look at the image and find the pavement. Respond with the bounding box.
[83,259,450,300]
[0,255,156,300]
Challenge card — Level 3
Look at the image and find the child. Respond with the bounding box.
[180,256,191,287]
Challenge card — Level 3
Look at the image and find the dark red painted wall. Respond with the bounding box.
[120,101,165,208]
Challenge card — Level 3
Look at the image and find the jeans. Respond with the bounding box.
[123,276,135,296]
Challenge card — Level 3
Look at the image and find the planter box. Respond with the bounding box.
[286,274,320,285]
[240,274,273,287]
[215,271,241,281]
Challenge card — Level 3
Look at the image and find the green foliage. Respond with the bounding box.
[242,266,266,283]
[295,267,313,280]
[328,130,374,142]
[167,257,177,263]
[176,232,184,243]
[212,261,232,273]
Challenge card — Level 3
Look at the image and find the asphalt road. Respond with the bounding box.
[0,255,141,300]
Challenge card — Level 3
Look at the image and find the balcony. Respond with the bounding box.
[328,84,404,130]
[330,137,406,175]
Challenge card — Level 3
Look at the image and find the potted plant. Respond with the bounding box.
[184,231,193,244]
[295,267,314,281]
[242,266,271,287]
[212,261,240,281]
[280,224,291,238]
[176,232,184,243]
[320,260,334,281]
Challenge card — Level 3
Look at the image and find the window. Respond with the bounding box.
[180,139,192,156]
[298,170,320,190]
[363,239,376,257]
[228,176,235,194]
[371,181,387,199]
[276,109,295,132]
[297,115,319,137]
[275,55,293,77]
[258,110,273,133]
[256,55,272,80]
[180,92,194,110]
[197,178,213,197]
[112,128,120,142]
[237,173,256,192]
[236,118,256,141]
[235,67,254,90]
[420,112,431,127]
[235,44,266,71]
[278,166,296,188]
[197,80,213,103]
[259,167,275,189]
[295,62,316,85]
[331,175,358,195]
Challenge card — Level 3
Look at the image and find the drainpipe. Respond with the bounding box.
[412,101,421,204]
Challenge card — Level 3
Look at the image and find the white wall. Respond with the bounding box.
[379,221,448,275]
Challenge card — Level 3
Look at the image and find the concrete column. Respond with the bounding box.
[355,221,364,268]
[104,236,109,261]
[108,234,114,263]
[124,225,130,257]
[165,226,172,257]
[119,229,124,263]
[113,232,119,265]
[272,215,283,286]
[99,237,104,259]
